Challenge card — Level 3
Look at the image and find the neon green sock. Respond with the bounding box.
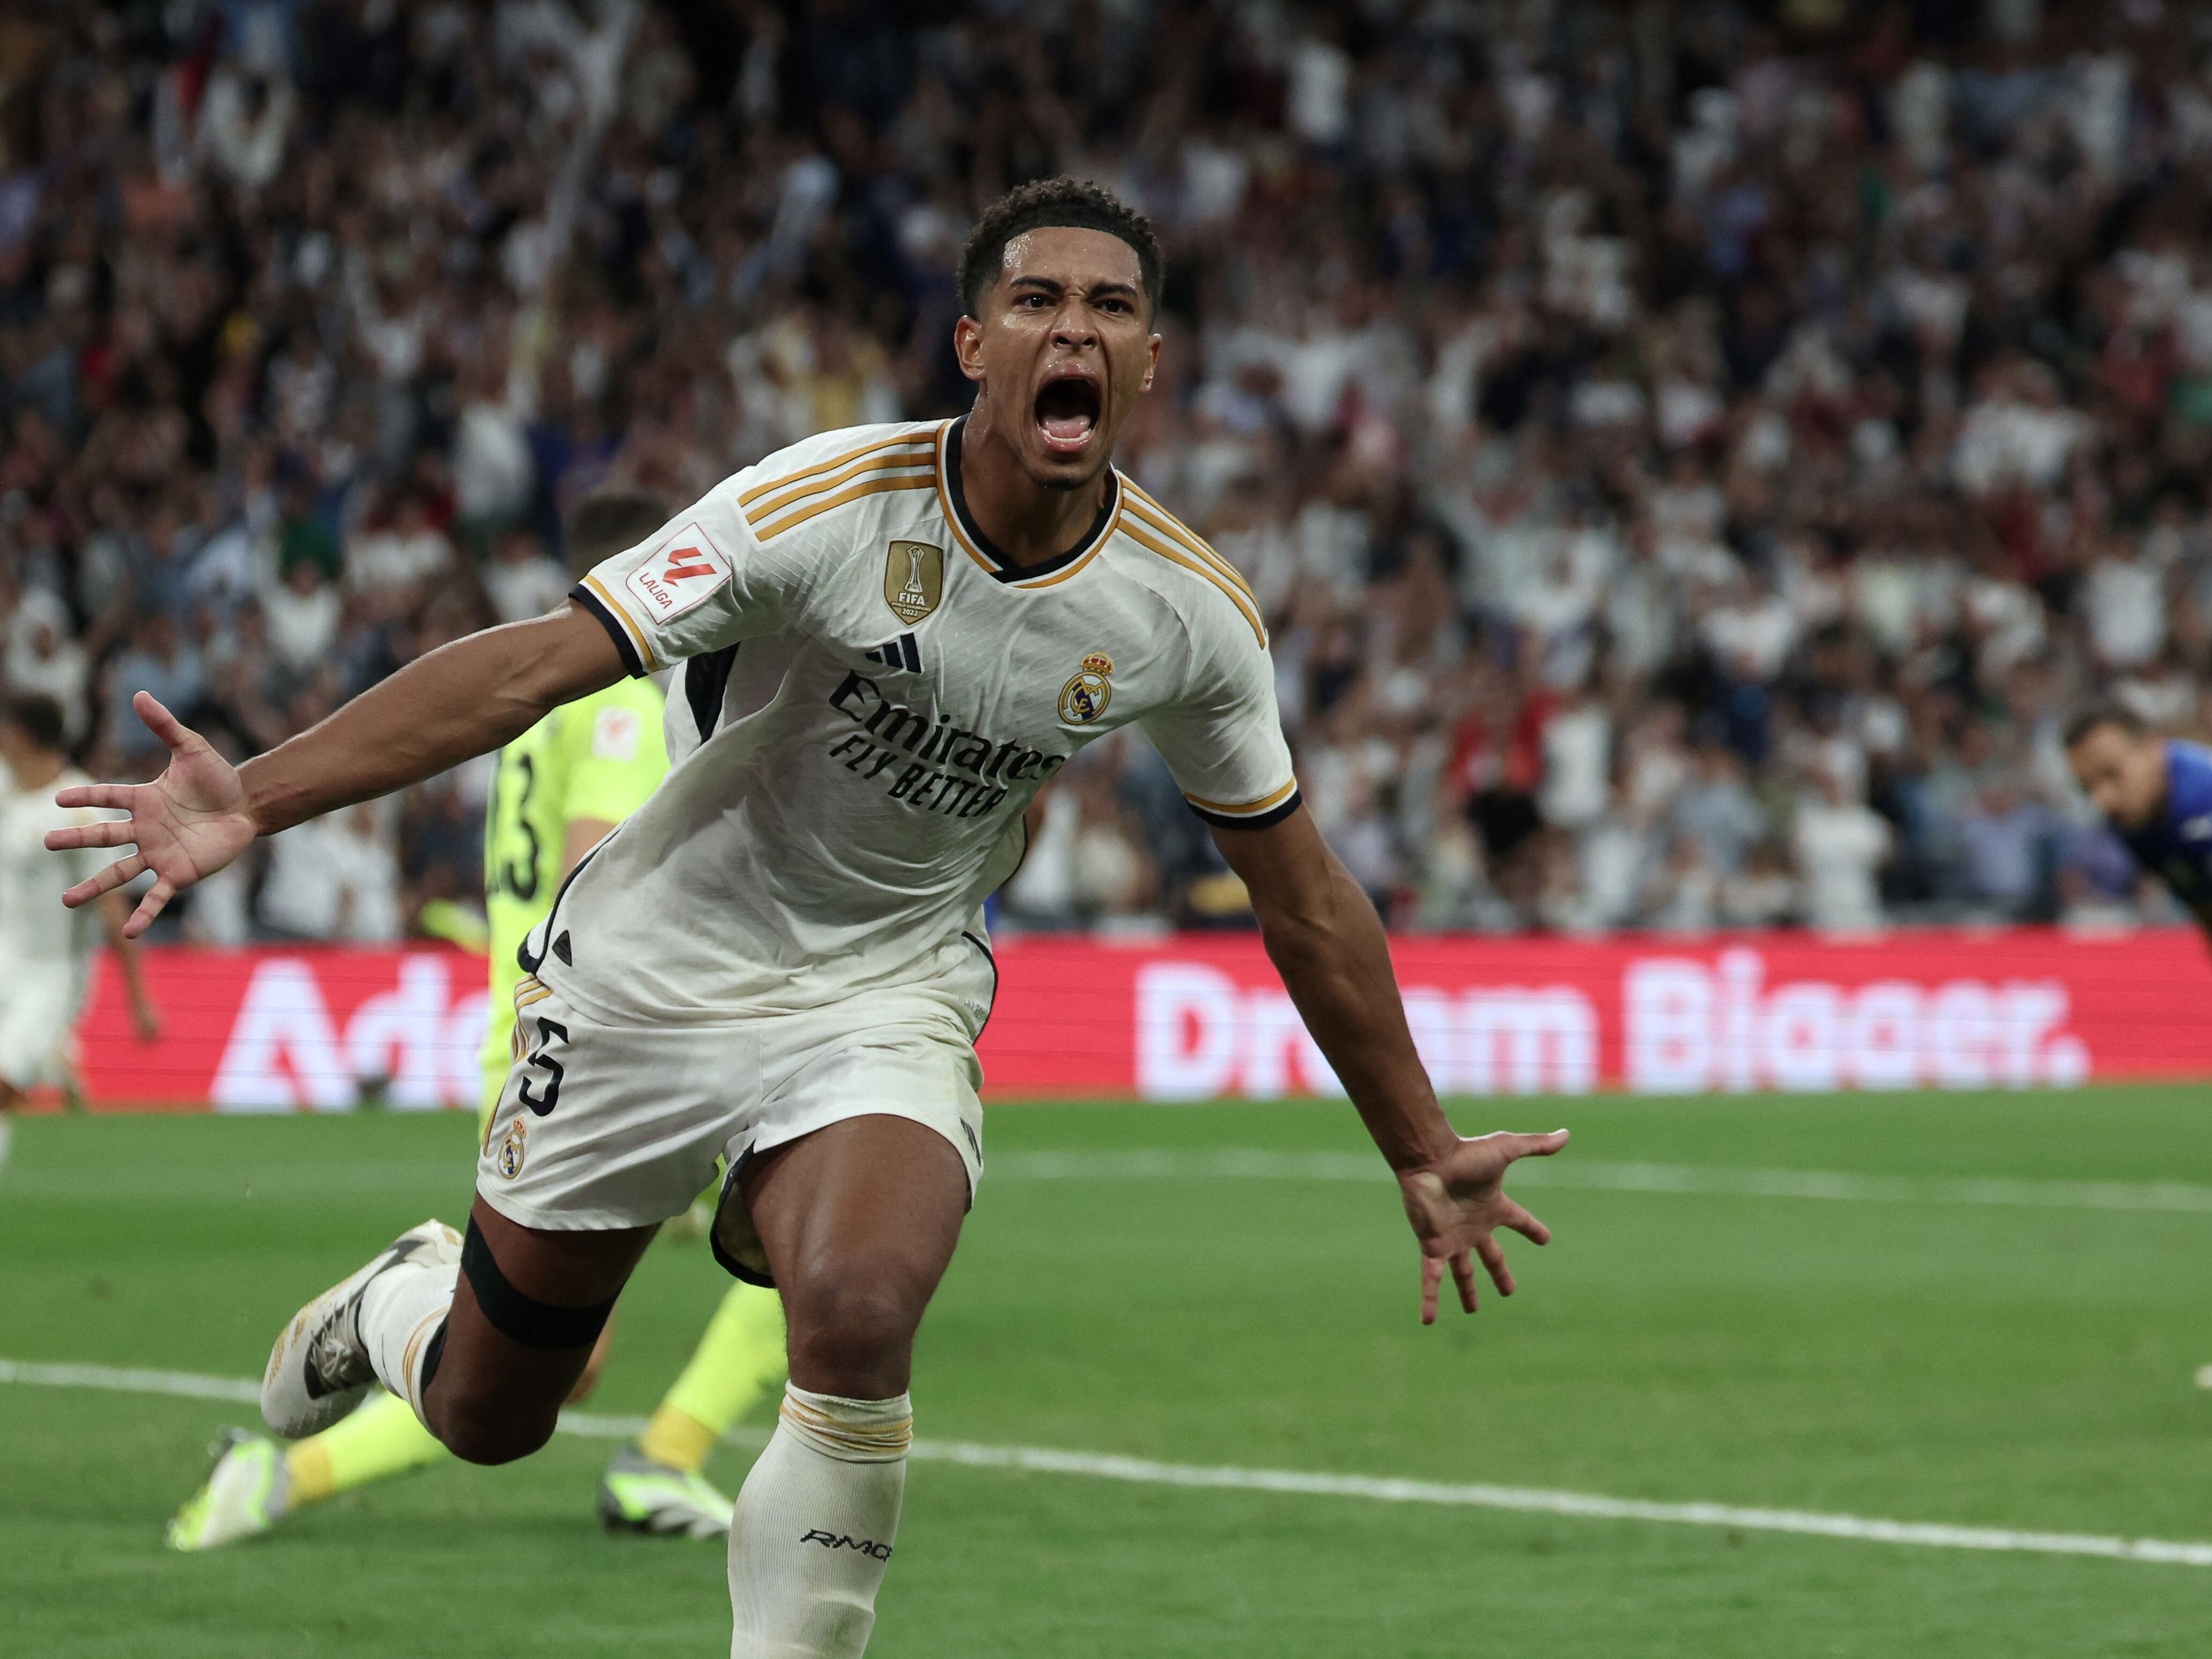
[284,1391,448,1508]
[638,1284,787,1472]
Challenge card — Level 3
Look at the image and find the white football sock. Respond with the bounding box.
[0,1112,13,1177]
[728,1384,911,1658]
[356,1251,459,1422]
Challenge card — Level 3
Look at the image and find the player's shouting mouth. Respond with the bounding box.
[1033,366,1104,459]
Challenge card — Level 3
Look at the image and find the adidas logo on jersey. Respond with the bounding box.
[864,633,924,673]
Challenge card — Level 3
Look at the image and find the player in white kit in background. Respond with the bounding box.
[0,694,158,1168]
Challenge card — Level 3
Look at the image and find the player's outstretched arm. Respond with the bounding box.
[1210,807,1568,1324]
[48,603,624,937]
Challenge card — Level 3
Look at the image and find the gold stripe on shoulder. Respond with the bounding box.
[578,574,658,671]
[737,431,939,511]
[747,457,937,535]
[1120,480,1256,591]
[754,473,937,542]
[738,430,938,508]
[1119,517,1267,646]
[1183,778,1299,816]
[1120,485,1260,609]
[742,445,938,525]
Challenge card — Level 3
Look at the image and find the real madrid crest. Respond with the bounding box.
[1058,651,1114,725]
[495,1114,527,1179]
[884,541,944,625]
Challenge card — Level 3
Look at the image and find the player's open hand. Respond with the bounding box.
[1397,1129,1569,1324]
[45,692,255,938]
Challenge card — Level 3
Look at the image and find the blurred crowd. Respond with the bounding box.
[2,0,2207,941]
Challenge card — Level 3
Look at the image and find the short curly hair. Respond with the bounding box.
[958,176,1163,321]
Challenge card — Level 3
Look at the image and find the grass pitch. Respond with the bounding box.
[6,1088,2212,1656]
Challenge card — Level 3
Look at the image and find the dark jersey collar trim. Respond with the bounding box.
[943,414,1118,585]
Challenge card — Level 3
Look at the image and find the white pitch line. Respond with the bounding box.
[0,1359,261,1405]
[0,1359,652,1439]
[13,1151,2212,1215]
[986,1149,2212,1216]
[901,1440,2212,1567]
[5,1359,2209,1568]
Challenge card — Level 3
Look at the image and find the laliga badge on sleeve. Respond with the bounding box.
[624,524,732,623]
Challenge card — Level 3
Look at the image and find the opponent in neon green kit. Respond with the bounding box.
[169,496,787,1549]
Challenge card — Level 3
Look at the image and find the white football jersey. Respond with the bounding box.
[0,767,104,964]
[541,416,1298,1020]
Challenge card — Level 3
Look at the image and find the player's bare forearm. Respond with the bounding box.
[1210,808,1454,1173]
[244,606,623,835]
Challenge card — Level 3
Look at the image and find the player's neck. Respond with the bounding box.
[956,405,1111,569]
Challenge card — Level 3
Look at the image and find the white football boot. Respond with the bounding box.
[261,1219,461,1439]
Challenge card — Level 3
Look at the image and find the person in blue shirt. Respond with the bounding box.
[2064,703,2212,929]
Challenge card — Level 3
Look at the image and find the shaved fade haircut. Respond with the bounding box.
[958,176,1164,321]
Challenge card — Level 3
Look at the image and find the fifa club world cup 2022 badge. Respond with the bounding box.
[1059,652,1114,725]
[884,541,943,625]
[496,1114,527,1179]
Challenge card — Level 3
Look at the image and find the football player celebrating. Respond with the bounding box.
[56,179,1567,1657]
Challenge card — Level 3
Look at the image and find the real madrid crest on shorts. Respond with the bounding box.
[884,541,943,625]
[1058,651,1114,725]
[495,1114,527,1179]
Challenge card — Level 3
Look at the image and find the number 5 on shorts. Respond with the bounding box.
[519,1017,570,1115]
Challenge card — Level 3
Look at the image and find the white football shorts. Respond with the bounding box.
[475,934,993,1276]
[0,957,90,1090]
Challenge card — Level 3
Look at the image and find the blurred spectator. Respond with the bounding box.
[348,488,454,614]
[1722,842,1800,931]
[2080,536,2167,672]
[482,529,571,626]
[1957,777,2056,919]
[1793,772,1893,933]
[262,555,341,677]
[259,805,402,943]
[1672,742,1769,878]
[105,613,204,768]
[5,586,89,740]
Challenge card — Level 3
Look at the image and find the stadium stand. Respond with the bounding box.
[0,1,2202,938]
